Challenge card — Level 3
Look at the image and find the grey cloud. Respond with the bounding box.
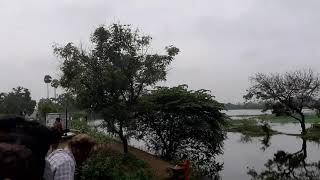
[0,0,320,103]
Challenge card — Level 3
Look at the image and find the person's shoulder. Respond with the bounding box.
[47,149,75,166]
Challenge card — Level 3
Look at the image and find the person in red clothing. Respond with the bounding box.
[53,118,63,134]
[171,155,191,180]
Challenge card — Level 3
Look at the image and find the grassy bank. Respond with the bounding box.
[254,114,320,124]
[69,118,113,143]
[302,126,320,143]
[81,145,154,180]
[228,117,320,142]
[69,119,156,180]
[228,119,280,136]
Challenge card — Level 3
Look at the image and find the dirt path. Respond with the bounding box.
[58,135,174,179]
[106,141,173,179]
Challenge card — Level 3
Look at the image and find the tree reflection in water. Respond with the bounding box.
[239,134,271,151]
[248,138,320,180]
[259,135,271,151]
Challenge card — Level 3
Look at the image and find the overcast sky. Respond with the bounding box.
[1,0,320,103]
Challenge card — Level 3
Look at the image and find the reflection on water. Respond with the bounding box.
[270,123,312,134]
[248,139,320,180]
[219,133,320,180]
[90,118,320,179]
[224,109,271,116]
[225,109,315,117]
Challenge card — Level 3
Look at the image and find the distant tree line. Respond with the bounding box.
[224,102,265,110]
[0,87,36,116]
[37,93,78,119]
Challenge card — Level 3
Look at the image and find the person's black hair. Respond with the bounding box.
[0,115,60,179]
[0,115,25,132]
[56,117,61,122]
[0,143,36,180]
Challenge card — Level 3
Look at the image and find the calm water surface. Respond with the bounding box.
[91,109,320,179]
[219,132,320,180]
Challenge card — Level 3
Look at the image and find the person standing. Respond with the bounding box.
[44,134,96,180]
[53,118,63,134]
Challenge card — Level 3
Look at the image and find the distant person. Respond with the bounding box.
[53,118,63,134]
[170,155,191,180]
[44,134,96,180]
[0,115,59,180]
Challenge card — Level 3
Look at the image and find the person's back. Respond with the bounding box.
[44,134,96,180]
[44,148,75,180]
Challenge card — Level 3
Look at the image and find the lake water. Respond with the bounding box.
[218,111,320,180]
[219,132,320,180]
[225,109,316,117]
[90,109,320,179]
[224,109,271,116]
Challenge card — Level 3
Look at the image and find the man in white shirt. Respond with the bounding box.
[44,134,96,180]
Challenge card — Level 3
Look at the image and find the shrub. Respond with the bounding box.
[69,118,111,143]
[80,147,154,180]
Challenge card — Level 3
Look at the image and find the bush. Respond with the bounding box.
[80,147,154,180]
[69,118,111,143]
[229,119,277,136]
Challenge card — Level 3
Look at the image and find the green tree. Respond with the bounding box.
[51,79,59,99]
[53,23,179,153]
[135,85,227,174]
[44,75,52,99]
[263,102,290,116]
[37,98,58,118]
[0,86,36,116]
[244,70,320,134]
[55,92,78,112]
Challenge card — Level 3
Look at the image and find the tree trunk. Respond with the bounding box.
[119,133,129,153]
[302,139,307,159]
[300,113,307,135]
[47,83,49,99]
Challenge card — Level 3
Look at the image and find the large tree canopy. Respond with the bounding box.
[135,85,227,175]
[244,69,320,134]
[54,23,179,152]
[0,87,36,116]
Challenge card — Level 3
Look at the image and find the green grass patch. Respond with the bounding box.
[69,118,113,143]
[250,114,320,124]
[302,126,320,143]
[70,119,155,180]
[79,146,154,180]
[228,119,279,136]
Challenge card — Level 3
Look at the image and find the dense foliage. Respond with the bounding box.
[37,98,58,118]
[37,93,78,118]
[51,79,59,98]
[135,85,227,175]
[0,87,36,116]
[54,23,179,153]
[80,149,153,180]
[69,118,111,143]
[244,69,320,134]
